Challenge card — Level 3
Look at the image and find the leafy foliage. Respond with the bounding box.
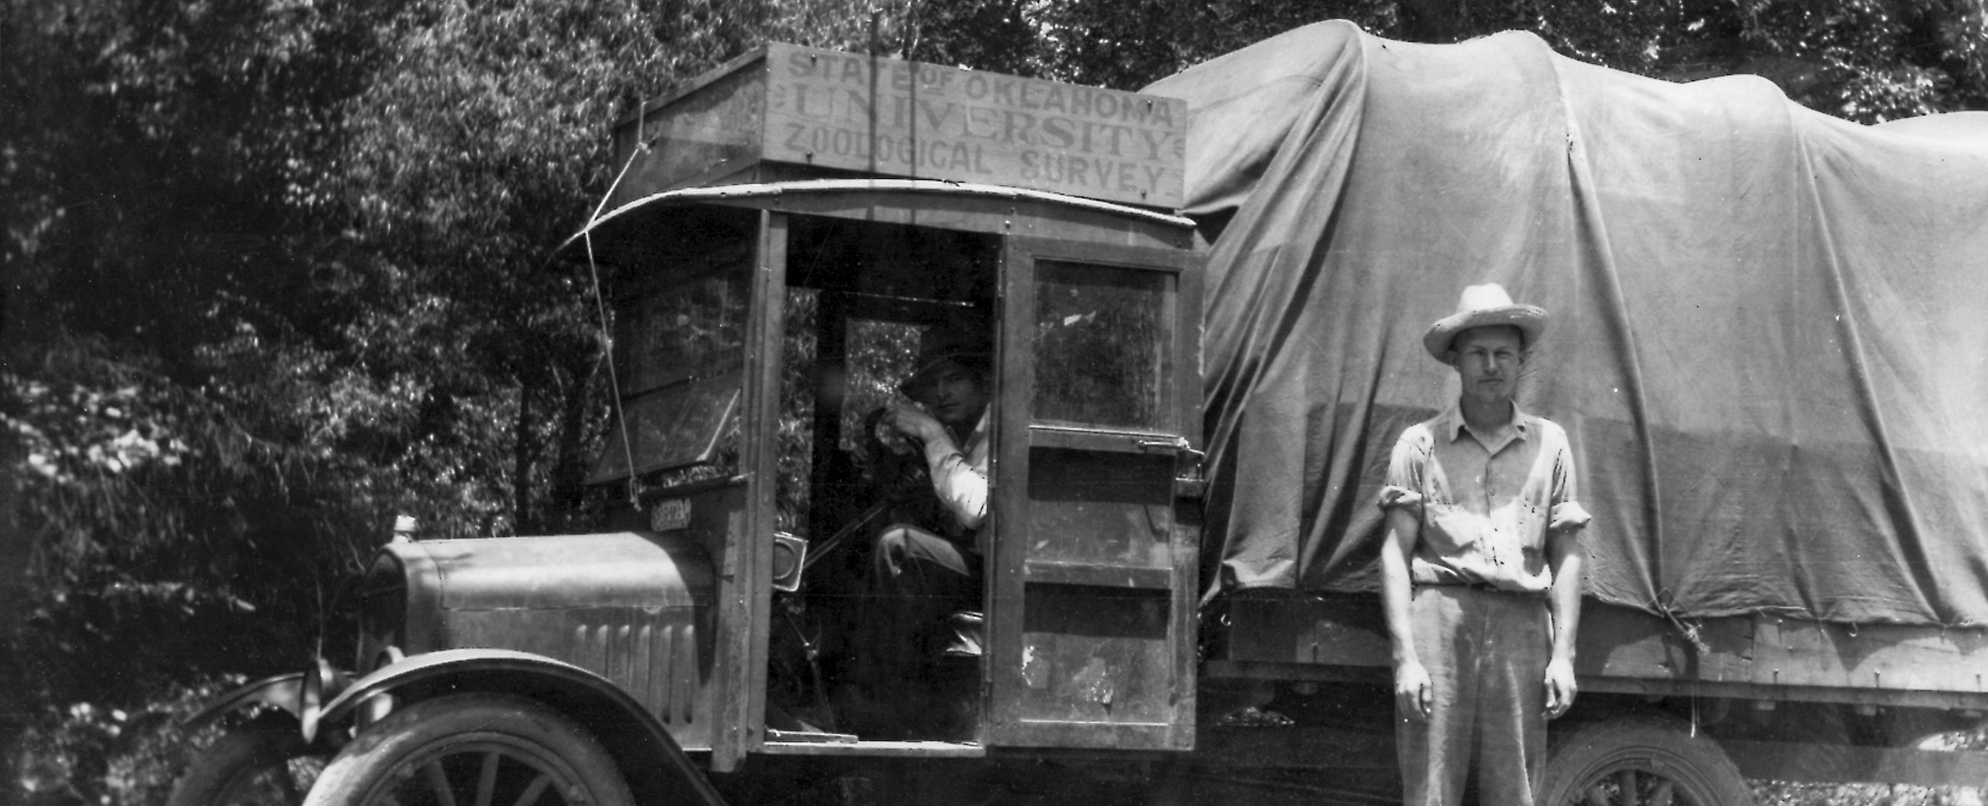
[1,0,878,802]
[1401,0,1988,121]
[12,681,253,806]
[1029,0,1395,87]
[4,7,397,779]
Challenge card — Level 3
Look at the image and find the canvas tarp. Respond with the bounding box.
[1144,21,1988,627]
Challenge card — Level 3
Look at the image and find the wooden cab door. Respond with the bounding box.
[985,235,1203,750]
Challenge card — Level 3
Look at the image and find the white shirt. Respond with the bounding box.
[1378,403,1591,593]
[923,409,990,547]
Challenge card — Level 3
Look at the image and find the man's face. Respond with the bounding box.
[1449,325,1525,407]
[922,360,990,429]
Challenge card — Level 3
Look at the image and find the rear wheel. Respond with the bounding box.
[1540,715,1755,806]
[169,719,318,806]
[302,694,633,806]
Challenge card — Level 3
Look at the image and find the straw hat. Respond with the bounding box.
[1422,283,1548,362]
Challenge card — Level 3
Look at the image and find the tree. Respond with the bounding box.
[1395,0,1988,122]
[3,1,400,798]
[1028,0,1394,87]
[2,0,880,801]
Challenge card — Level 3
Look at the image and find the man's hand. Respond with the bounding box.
[886,402,948,444]
[1543,656,1578,719]
[1395,660,1433,722]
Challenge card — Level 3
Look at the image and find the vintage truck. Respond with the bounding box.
[171,21,1988,806]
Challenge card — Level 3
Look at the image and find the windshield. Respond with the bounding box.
[590,266,749,482]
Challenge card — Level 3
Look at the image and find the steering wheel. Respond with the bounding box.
[860,405,927,494]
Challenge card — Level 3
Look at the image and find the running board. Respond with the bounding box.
[759,734,987,758]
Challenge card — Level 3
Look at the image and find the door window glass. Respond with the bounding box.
[1033,262,1171,430]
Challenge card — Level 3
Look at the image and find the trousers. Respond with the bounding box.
[1396,585,1551,806]
[863,525,981,674]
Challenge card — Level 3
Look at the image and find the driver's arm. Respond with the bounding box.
[890,403,989,532]
[920,419,988,531]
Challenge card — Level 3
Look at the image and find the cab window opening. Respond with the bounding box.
[764,216,999,741]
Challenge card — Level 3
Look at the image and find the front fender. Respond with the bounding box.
[182,673,304,730]
[183,658,348,734]
[320,648,726,806]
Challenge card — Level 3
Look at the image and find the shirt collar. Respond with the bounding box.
[1439,401,1532,443]
[958,408,991,448]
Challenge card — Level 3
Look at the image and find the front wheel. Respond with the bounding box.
[169,718,320,806]
[302,694,633,806]
[1540,715,1755,806]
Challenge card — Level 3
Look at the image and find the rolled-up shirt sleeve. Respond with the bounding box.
[922,412,991,532]
[1377,427,1430,516]
[1547,437,1592,535]
[924,437,988,531]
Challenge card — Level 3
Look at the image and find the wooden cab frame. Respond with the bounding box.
[574,179,1203,769]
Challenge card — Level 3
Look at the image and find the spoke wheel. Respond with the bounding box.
[170,720,319,806]
[303,694,632,806]
[1540,715,1755,806]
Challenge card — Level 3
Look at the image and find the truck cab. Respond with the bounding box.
[555,44,1205,767]
[564,170,1206,765]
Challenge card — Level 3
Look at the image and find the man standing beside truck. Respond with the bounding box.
[1377,284,1591,805]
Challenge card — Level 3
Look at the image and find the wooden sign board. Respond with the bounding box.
[614,44,1187,209]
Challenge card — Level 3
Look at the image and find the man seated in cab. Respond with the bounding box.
[858,325,991,736]
[1378,284,1591,805]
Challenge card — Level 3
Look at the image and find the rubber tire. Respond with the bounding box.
[302,694,634,806]
[1539,715,1756,806]
[168,721,315,806]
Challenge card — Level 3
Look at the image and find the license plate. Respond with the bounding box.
[650,498,692,532]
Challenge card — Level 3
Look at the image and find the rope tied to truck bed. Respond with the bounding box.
[1653,588,1712,659]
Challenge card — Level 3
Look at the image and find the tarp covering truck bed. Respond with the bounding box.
[1146,21,1988,627]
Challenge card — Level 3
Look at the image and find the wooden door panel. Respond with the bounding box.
[987,235,1201,751]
